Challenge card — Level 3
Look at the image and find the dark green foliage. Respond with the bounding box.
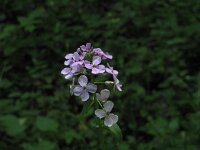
[0,0,200,149]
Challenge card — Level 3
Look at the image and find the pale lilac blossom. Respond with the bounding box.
[73,75,97,101]
[80,43,92,52]
[64,53,74,66]
[106,63,118,76]
[96,89,110,102]
[95,101,118,127]
[84,56,105,74]
[93,48,113,59]
[113,75,122,91]
[61,64,84,79]
[61,67,74,79]
[70,52,86,67]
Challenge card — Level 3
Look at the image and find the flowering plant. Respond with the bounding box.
[61,43,122,142]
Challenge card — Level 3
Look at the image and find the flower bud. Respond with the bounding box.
[105,81,114,85]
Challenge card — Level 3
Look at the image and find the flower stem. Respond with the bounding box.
[94,81,105,84]
[94,96,106,150]
[100,121,106,150]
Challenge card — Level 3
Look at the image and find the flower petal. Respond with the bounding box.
[96,93,102,101]
[92,68,100,74]
[86,43,91,50]
[95,109,106,119]
[97,65,105,73]
[80,90,89,101]
[103,53,113,59]
[73,86,83,96]
[86,83,97,93]
[84,61,92,69]
[78,75,88,87]
[64,60,72,66]
[109,113,118,124]
[113,70,118,75]
[65,53,73,59]
[103,101,114,113]
[65,73,74,79]
[73,52,80,61]
[93,56,101,66]
[101,89,110,101]
[80,45,86,51]
[106,68,113,74]
[61,68,71,75]
[113,75,122,91]
[104,115,113,127]
[71,64,82,73]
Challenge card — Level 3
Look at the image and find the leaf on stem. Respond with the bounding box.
[109,124,122,140]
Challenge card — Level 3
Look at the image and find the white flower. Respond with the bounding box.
[96,89,110,102]
[95,101,118,127]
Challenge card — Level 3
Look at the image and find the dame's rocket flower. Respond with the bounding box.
[61,67,74,79]
[84,56,105,74]
[93,48,113,60]
[95,101,118,127]
[73,75,97,101]
[64,52,86,67]
[71,52,86,67]
[61,64,84,79]
[79,43,92,52]
[106,64,118,76]
[96,89,110,102]
[64,53,74,66]
[113,75,122,91]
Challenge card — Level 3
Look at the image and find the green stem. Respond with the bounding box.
[100,121,106,150]
[94,81,105,84]
[94,96,106,150]
[0,63,5,83]
[97,99,103,108]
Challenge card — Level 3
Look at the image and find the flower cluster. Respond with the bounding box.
[61,43,122,127]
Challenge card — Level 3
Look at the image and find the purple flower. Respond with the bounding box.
[73,75,97,101]
[70,52,86,67]
[93,48,113,59]
[64,53,74,66]
[61,67,74,79]
[96,89,110,102]
[106,64,118,76]
[95,101,118,127]
[80,43,92,52]
[84,56,105,74]
[61,64,84,79]
[113,75,122,91]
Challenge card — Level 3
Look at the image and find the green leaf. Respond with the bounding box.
[0,115,26,136]
[64,130,81,144]
[22,140,55,150]
[0,79,12,88]
[79,100,94,120]
[35,117,58,132]
[109,124,122,140]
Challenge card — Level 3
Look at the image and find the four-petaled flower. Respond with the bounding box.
[95,101,118,127]
[96,89,110,102]
[61,64,83,79]
[84,56,105,74]
[73,75,97,101]
[79,43,92,52]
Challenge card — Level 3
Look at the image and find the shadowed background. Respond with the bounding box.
[0,0,200,149]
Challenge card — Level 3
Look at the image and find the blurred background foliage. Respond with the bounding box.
[0,0,200,149]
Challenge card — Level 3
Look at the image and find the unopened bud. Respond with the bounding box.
[105,81,114,85]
